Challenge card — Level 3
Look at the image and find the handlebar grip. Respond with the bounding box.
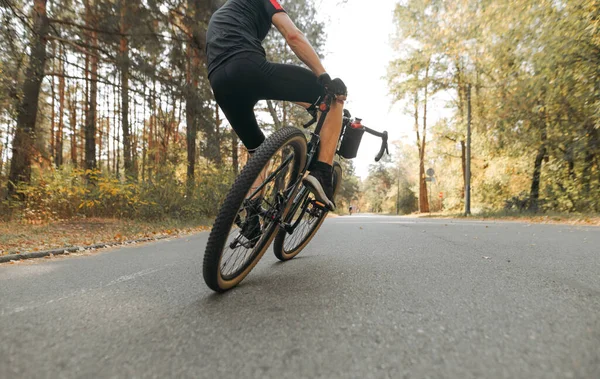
[374,131,389,162]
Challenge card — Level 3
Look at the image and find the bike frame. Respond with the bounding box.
[243,93,388,235]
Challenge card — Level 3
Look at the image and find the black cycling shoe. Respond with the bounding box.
[302,169,335,211]
[239,198,263,248]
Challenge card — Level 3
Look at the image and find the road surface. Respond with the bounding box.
[1,216,599,378]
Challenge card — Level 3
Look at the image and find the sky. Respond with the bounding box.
[315,0,450,179]
[316,0,412,178]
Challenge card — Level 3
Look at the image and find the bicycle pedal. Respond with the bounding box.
[312,200,328,210]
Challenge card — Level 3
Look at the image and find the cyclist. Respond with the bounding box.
[206,0,347,212]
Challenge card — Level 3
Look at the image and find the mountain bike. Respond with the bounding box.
[202,91,389,292]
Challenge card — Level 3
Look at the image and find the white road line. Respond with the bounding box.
[106,267,165,287]
[1,264,174,318]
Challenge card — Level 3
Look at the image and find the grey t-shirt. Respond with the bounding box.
[207,0,287,76]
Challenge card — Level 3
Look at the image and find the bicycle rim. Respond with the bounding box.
[273,162,342,261]
[203,127,307,292]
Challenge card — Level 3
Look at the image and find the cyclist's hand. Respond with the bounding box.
[318,73,347,97]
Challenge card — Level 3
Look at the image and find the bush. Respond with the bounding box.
[3,165,235,223]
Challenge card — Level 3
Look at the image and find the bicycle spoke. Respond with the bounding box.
[218,144,298,280]
[283,198,323,252]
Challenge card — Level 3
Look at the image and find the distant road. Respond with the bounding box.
[1,216,599,378]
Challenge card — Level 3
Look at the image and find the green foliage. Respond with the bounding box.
[335,159,361,213]
[397,180,418,215]
[6,165,233,223]
[384,0,600,215]
[361,150,419,215]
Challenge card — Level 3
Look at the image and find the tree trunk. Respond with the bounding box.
[416,60,431,213]
[84,0,98,171]
[115,72,121,179]
[50,42,56,163]
[529,126,547,212]
[184,0,203,190]
[414,91,429,213]
[97,119,103,170]
[455,58,467,200]
[8,0,50,197]
[232,132,238,176]
[105,80,110,173]
[266,100,282,130]
[112,76,117,175]
[69,87,78,167]
[119,0,133,179]
[213,101,222,165]
[141,83,147,181]
[422,62,430,213]
[0,141,3,177]
[460,140,466,198]
[418,152,429,212]
[185,92,198,189]
[582,121,598,194]
[132,95,139,172]
[56,45,65,167]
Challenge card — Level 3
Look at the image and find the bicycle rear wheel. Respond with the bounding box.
[203,126,307,292]
[273,161,342,261]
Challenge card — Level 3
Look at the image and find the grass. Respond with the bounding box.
[0,217,212,256]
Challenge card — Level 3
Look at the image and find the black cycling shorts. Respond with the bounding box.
[209,51,324,151]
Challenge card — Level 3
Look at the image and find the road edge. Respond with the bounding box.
[0,235,175,263]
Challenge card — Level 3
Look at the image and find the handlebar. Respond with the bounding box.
[303,102,389,162]
[364,127,389,162]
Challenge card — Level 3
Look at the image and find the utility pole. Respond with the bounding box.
[465,84,472,216]
[396,165,400,215]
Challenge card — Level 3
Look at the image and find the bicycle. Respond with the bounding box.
[203,91,389,292]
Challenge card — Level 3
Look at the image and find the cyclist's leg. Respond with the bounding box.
[257,62,344,166]
[256,61,344,209]
[212,53,343,165]
[216,100,270,197]
[210,54,343,208]
[210,58,268,197]
[210,59,265,152]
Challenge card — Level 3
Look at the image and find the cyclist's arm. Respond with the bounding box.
[272,12,326,77]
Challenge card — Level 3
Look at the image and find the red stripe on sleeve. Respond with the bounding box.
[269,0,283,10]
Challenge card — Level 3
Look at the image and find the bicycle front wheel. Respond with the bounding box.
[203,126,307,292]
[273,161,342,261]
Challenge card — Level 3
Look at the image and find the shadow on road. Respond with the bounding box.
[192,257,341,315]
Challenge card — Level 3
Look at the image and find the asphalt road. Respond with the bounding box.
[1,215,599,379]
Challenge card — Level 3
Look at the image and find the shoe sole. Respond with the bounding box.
[302,176,335,211]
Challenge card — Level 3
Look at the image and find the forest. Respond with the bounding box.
[0,0,598,225]
[364,0,599,215]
